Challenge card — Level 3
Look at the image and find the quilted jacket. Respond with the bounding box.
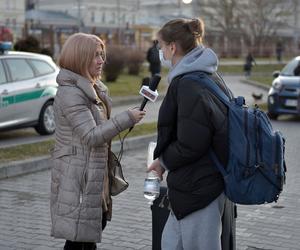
[50,69,135,242]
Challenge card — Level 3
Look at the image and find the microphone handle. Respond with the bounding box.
[130,98,147,132]
[140,98,148,111]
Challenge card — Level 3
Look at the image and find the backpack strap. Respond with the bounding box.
[182,72,229,177]
[209,150,227,177]
[182,72,231,107]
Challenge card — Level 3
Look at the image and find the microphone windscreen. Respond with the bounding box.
[141,77,150,86]
[149,75,161,91]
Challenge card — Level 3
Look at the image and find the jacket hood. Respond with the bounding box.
[168,46,218,83]
[56,68,109,105]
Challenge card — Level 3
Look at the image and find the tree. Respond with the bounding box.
[192,0,241,56]
[14,35,40,53]
[192,0,293,56]
[237,0,293,54]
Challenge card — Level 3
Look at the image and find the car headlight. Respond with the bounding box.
[272,80,282,90]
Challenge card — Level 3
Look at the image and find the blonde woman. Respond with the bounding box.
[50,33,145,250]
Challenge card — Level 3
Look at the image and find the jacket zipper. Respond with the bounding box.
[74,150,90,241]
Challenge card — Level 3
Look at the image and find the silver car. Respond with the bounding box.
[0,47,59,135]
[268,56,300,119]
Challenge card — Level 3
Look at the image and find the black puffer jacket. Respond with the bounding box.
[154,72,229,220]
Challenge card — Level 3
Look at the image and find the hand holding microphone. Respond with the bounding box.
[128,108,146,124]
[128,75,161,132]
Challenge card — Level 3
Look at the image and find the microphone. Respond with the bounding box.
[139,75,161,111]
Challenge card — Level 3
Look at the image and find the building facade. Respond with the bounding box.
[0,0,26,40]
[1,0,299,57]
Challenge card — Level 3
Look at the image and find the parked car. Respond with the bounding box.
[0,42,59,135]
[267,56,300,120]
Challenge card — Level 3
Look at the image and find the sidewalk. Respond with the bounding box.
[0,136,299,250]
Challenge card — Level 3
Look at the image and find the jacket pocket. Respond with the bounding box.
[51,146,77,159]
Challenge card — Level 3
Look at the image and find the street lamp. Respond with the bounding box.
[178,0,193,16]
[182,0,193,4]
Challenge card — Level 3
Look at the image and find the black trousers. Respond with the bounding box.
[63,213,107,250]
[64,241,96,250]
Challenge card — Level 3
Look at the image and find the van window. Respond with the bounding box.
[0,60,7,84]
[30,59,54,76]
[6,59,35,81]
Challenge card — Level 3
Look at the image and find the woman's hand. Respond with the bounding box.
[128,108,146,124]
[147,159,165,181]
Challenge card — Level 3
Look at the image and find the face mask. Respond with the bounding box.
[159,49,172,68]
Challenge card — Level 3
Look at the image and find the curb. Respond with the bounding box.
[240,79,270,91]
[0,134,157,180]
[112,95,144,106]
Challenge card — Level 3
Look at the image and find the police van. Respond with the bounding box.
[0,42,59,135]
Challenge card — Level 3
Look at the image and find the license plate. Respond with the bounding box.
[285,99,298,107]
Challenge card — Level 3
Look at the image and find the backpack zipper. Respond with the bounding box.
[254,110,259,164]
[274,131,281,176]
[244,108,250,167]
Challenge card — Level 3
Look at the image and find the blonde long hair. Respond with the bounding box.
[58,33,105,83]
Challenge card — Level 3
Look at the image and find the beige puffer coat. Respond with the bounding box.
[50,69,135,242]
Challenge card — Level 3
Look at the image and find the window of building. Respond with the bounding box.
[91,11,95,23]
[111,12,115,24]
[12,18,16,27]
[5,0,10,10]
[102,12,106,23]
[12,0,16,10]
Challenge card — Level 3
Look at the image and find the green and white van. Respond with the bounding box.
[0,45,59,135]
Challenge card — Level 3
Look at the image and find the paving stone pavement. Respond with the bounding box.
[1,141,300,250]
[0,75,300,249]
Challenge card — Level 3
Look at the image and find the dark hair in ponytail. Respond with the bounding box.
[158,18,205,54]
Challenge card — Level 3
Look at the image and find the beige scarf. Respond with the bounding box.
[93,84,112,219]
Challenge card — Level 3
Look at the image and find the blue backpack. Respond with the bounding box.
[184,72,286,205]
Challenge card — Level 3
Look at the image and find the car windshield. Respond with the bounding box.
[280,58,300,76]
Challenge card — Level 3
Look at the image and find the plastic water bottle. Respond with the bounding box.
[144,142,160,205]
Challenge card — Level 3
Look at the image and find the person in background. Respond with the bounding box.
[148,17,233,250]
[276,41,283,63]
[244,52,256,77]
[146,40,161,76]
[50,33,146,250]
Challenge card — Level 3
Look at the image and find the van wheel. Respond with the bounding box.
[267,112,278,120]
[35,101,55,135]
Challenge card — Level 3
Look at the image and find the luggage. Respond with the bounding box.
[151,186,236,250]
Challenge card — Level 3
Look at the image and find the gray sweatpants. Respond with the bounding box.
[161,192,225,250]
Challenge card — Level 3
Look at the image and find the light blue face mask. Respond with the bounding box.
[159,49,172,68]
